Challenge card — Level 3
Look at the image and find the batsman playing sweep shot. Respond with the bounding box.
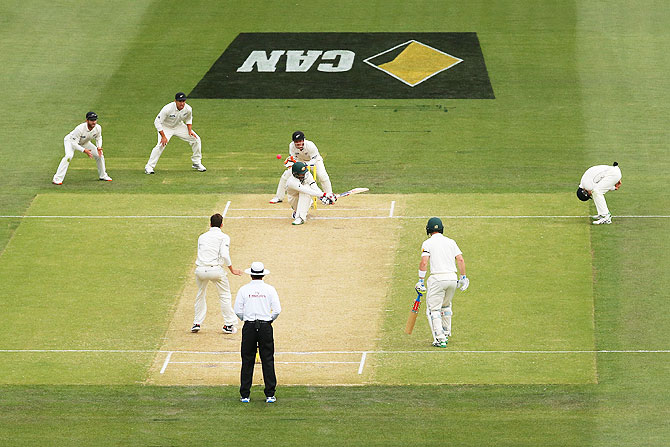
[286,162,336,225]
[415,217,469,348]
[269,131,332,204]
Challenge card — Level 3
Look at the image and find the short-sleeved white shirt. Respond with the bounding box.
[154,102,193,131]
[234,280,282,322]
[421,233,462,280]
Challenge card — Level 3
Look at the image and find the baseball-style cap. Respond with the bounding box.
[244,261,270,276]
[175,92,187,101]
[292,131,305,142]
[86,111,98,121]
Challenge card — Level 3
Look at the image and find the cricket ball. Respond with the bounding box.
[276,154,282,159]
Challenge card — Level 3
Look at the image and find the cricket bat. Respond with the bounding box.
[404,292,422,334]
[335,187,369,199]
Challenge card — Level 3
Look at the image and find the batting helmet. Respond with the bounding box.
[86,111,98,121]
[292,162,308,177]
[292,131,305,142]
[576,187,591,201]
[426,217,444,235]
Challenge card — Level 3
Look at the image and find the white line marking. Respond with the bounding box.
[2,349,669,354]
[389,201,395,218]
[159,351,173,374]
[2,215,668,220]
[169,361,359,365]
[358,351,368,375]
[222,201,231,218]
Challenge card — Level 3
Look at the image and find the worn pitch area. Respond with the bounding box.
[147,194,400,385]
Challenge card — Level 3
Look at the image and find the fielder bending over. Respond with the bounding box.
[286,162,336,225]
[270,131,332,203]
[52,111,112,184]
[576,162,622,225]
[144,92,206,174]
[415,217,469,348]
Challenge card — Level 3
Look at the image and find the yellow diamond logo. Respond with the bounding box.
[364,40,463,87]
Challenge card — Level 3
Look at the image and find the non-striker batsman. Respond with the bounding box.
[415,217,469,347]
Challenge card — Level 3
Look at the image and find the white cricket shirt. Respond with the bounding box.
[421,233,462,280]
[195,227,232,267]
[289,139,322,164]
[154,102,193,131]
[579,165,622,194]
[286,171,323,197]
[65,122,102,152]
[234,280,282,322]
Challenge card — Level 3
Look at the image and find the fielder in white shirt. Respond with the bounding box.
[269,131,332,203]
[286,162,336,225]
[52,111,112,184]
[415,217,469,348]
[144,92,206,174]
[234,261,281,403]
[191,213,242,334]
[577,162,622,225]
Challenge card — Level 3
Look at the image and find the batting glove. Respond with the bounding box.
[457,275,469,291]
[326,193,337,204]
[320,193,331,205]
[415,279,427,295]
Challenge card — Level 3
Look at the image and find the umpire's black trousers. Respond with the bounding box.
[240,320,276,399]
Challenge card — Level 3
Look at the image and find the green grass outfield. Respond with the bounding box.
[1,0,669,445]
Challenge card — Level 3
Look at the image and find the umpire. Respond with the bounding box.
[234,262,282,403]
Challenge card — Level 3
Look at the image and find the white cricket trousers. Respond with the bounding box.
[287,190,316,220]
[425,277,457,342]
[275,159,332,198]
[193,266,236,326]
[146,124,202,170]
[53,138,108,183]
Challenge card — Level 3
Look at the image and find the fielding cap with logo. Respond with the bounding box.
[175,92,187,101]
[292,131,305,142]
[86,111,98,121]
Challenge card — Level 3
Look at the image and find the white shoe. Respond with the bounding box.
[266,396,276,403]
[222,325,237,334]
[192,163,206,172]
[292,217,304,225]
[240,397,250,403]
[144,166,154,174]
[593,214,612,225]
[269,197,282,204]
[99,175,112,181]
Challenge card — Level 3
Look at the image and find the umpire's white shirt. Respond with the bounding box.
[234,280,281,322]
[154,102,193,132]
[579,165,621,194]
[421,233,462,280]
[289,139,322,164]
[196,227,231,267]
[66,122,102,152]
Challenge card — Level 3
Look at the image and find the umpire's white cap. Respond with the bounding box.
[244,261,270,276]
